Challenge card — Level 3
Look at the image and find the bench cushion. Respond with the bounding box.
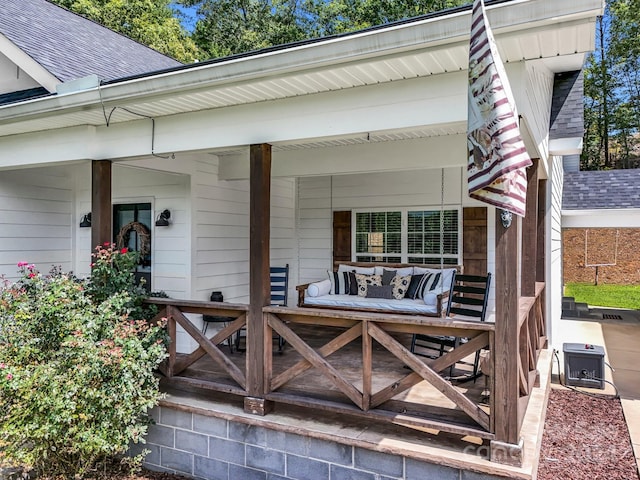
[303,293,440,315]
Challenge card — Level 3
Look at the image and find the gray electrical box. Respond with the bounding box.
[563,343,605,389]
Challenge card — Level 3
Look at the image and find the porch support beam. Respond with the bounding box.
[491,209,522,465]
[521,159,539,297]
[536,179,547,283]
[91,160,112,250]
[245,143,273,416]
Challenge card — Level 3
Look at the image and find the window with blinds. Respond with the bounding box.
[354,209,459,264]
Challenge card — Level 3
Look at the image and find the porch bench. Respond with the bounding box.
[296,262,460,317]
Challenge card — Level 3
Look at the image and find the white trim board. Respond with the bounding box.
[562,209,640,228]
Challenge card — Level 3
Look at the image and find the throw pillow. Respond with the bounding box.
[327,271,351,295]
[307,279,331,297]
[423,292,438,306]
[381,269,397,285]
[405,274,424,299]
[355,273,382,297]
[348,271,358,295]
[413,267,456,292]
[366,285,394,299]
[416,272,443,299]
[390,275,412,300]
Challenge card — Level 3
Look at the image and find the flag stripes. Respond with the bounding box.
[467,0,532,217]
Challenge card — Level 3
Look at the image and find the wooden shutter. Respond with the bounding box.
[463,207,488,276]
[333,210,352,267]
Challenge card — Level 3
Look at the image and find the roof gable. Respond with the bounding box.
[563,170,640,210]
[0,0,181,91]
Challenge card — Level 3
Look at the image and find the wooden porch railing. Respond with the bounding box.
[148,298,249,396]
[516,282,547,429]
[146,282,546,452]
[264,306,494,439]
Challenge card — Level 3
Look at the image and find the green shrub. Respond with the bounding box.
[0,245,167,478]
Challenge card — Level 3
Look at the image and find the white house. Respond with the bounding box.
[0,0,603,477]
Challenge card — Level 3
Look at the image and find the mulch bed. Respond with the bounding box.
[537,388,639,480]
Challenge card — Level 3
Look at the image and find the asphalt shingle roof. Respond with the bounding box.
[0,0,181,84]
[550,71,584,139]
[563,169,640,210]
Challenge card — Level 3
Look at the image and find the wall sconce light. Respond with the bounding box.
[79,213,91,228]
[155,209,171,227]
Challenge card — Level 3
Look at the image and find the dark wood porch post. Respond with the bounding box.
[536,179,548,347]
[491,210,523,465]
[521,159,539,297]
[536,179,547,283]
[245,143,273,415]
[91,160,112,250]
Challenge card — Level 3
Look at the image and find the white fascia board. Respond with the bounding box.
[562,208,640,228]
[549,137,583,156]
[0,33,59,93]
[0,0,604,125]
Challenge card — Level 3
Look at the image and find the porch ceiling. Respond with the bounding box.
[0,0,602,141]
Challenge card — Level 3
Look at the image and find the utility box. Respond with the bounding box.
[563,343,605,389]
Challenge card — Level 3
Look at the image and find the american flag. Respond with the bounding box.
[467,0,532,217]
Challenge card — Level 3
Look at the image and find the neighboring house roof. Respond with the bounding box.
[0,0,181,85]
[563,170,640,210]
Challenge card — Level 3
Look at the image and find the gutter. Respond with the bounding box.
[0,0,604,127]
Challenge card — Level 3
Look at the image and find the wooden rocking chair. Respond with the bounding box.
[410,273,492,380]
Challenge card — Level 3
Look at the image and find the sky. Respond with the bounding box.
[172,3,198,31]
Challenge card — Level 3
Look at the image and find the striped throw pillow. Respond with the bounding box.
[327,271,351,295]
[416,272,443,300]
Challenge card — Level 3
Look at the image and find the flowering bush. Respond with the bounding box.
[0,246,167,478]
[87,243,153,320]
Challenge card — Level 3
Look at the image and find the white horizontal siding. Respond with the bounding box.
[192,157,296,306]
[297,177,332,285]
[190,158,295,352]
[0,166,73,279]
[270,178,296,300]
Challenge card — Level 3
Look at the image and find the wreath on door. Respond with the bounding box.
[116,221,151,257]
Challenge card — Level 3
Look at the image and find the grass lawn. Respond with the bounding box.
[564,283,640,310]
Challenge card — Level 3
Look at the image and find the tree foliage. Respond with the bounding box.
[583,0,640,170]
[179,0,468,58]
[50,0,201,63]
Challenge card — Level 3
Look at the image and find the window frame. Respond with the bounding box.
[351,207,462,264]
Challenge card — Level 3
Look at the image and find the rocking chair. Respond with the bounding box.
[410,272,492,380]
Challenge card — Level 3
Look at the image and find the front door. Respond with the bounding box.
[113,203,152,290]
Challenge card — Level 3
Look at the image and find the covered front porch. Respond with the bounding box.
[134,142,549,468]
